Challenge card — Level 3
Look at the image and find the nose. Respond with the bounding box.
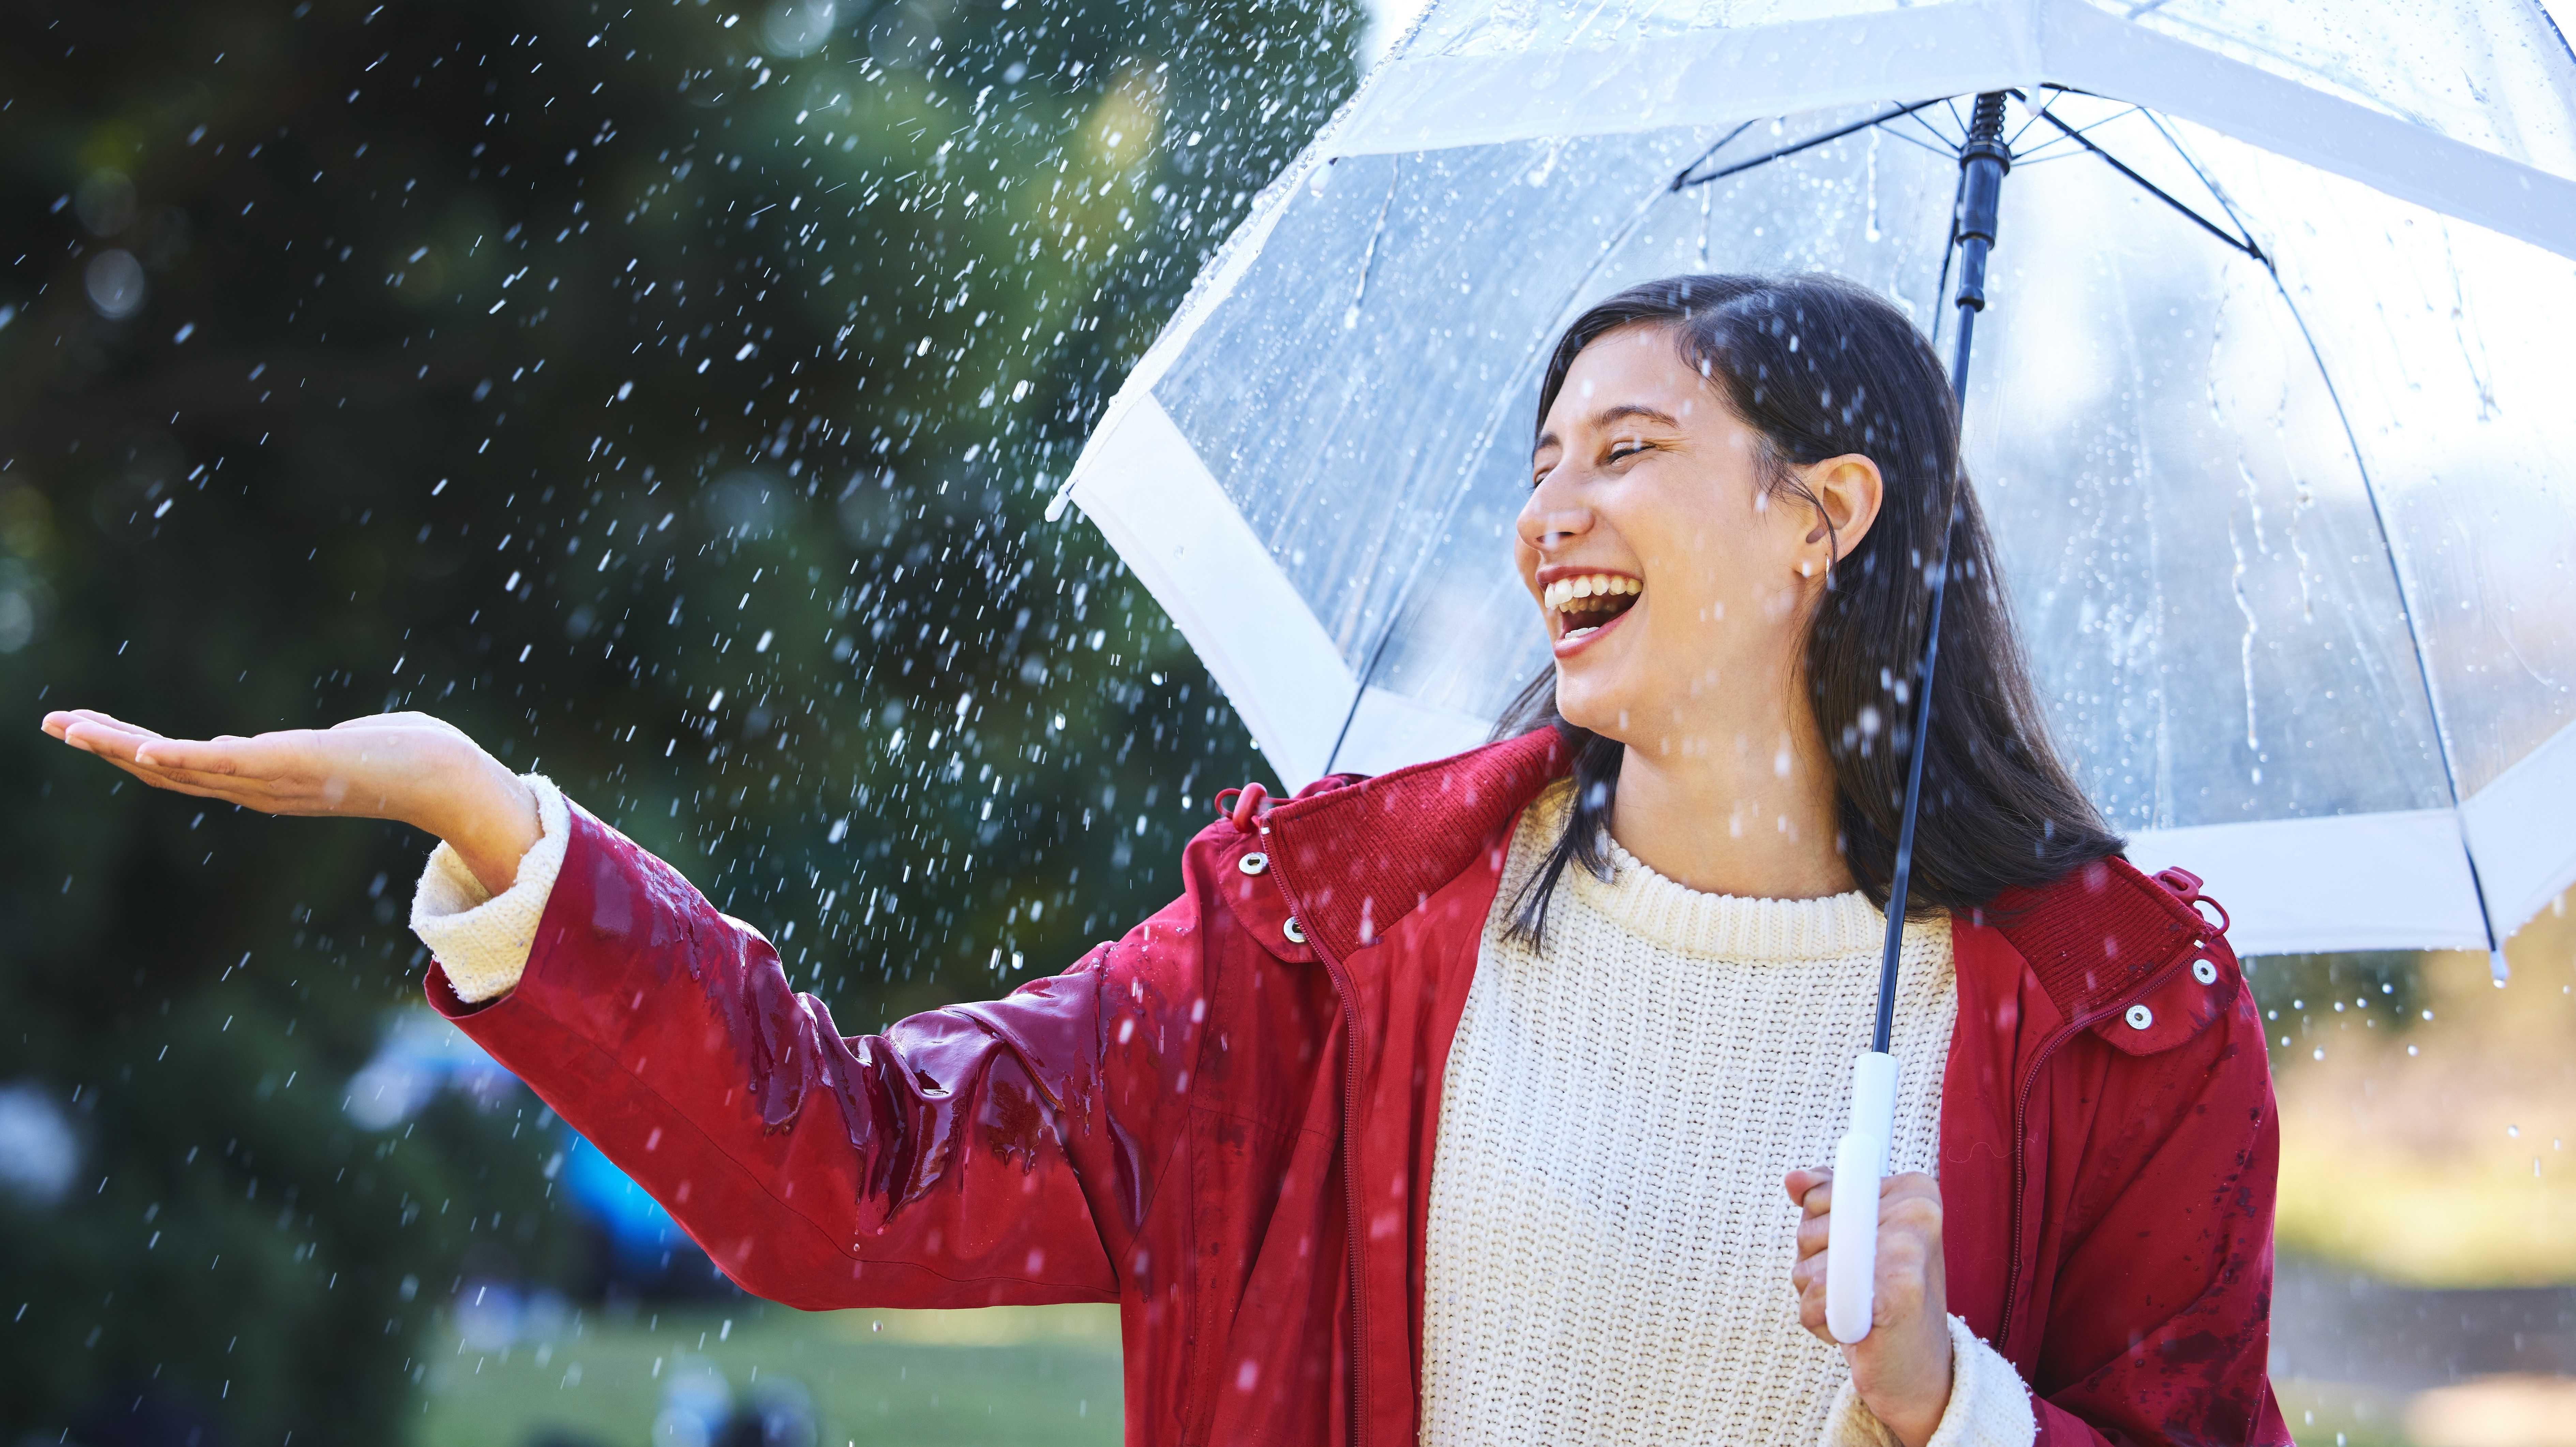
[1516,477,1593,554]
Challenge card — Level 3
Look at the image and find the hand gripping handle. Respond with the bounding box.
[1825,1051,1898,1344]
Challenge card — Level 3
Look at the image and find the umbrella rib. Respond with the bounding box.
[1668,119,1764,194]
[1874,125,1961,164]
[2025,108,2266,263]
[1321,178,1674,776]
[2002,86,2072,152]
[2137,109,2266,248]
[2009,127,2115,167]
[2010,100,2148,166]
[1900,105,1963,152]
[2140,115,2515,974]
[2241,245,2515,976]
[1671,98,1951,189]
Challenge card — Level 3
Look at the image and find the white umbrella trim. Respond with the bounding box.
[1325,0,2576,263]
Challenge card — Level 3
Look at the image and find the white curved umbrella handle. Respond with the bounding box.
[1826,1051,1898,1344]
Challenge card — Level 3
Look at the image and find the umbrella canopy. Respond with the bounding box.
[1056,0,2576,959]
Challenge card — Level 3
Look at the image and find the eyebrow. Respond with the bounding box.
[1533,403,1685,454]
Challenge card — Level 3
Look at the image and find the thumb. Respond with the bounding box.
[1786,1167,1834,1211]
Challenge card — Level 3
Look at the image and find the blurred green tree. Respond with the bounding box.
[0,0,1358,1438]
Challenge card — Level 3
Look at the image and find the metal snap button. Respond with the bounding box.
[1238,851,1268,876]
[1282,917,1307,944]
[2125,1003,2154,1031]
[2191,959,2219,986]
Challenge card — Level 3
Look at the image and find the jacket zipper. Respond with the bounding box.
[1993,941,2204,1348]
[1262,824,1372,1447]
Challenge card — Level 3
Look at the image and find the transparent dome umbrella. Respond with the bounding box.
[1056,0,2576,973]
[1055,0,2576,1345]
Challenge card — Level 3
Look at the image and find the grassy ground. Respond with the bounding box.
[410,1296,2576,1447]
[2275,1378,2418,1447]
[413,1300,1123,1447]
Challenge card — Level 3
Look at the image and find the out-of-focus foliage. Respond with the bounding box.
[2253,895,2576,1288]
[0,0,1358,1438]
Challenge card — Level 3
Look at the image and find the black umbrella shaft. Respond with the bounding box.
[1872,92,2011,1056]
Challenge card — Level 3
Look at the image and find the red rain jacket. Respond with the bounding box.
[432,729,2291,1446]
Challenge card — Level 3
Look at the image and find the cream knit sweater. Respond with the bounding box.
[412,777,2034,1446]
[1417,783,2031,1446]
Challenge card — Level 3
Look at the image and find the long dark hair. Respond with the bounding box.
[1500,272,2120,943]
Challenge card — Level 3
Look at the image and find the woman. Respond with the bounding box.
[43,273,2288,1446]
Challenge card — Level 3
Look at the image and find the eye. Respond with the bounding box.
[1607,441,1651,463]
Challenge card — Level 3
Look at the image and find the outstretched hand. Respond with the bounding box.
[41,708,540,894]
[1786,1165,1954,1447]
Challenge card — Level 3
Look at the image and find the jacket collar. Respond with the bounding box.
[1259,727,2209,1020]
[1259,728,1566,957]
[1973,860,2213,1022]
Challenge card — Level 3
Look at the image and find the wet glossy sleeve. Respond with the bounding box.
[2028,979,2294,1447]
[425,801,1204,1312]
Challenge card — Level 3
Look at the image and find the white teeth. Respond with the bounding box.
[1564,625,1600,641]
[1542,573,1642,613]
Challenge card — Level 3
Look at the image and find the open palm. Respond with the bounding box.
[41,707,540,892]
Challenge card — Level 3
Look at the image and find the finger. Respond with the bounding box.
[1792,1250,1833,1341]
[58,707,161,729]
[59,720,168,763]
[145,730,329,779]
[58,709,171,742]
[1877,1177,1943,1240]
[1785,1167,1832,1207]
[130,738,236,773]
[84,753,273,807]
[81,744,268,792]
[1860,1185,1946,1332]
[1795,1207,1832,1259]
[1882,1171,1940,1202]
[331,713,421,732]
[57,712,168,748]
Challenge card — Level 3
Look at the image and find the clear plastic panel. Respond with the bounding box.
[1354,97,2452,829]
[1955,105,2450,829]
[1152,127,1719,667]
[1150,85,2547,838]
[1364,115,1963,729]
[2073,0,2576,183]
[1410,0,1949,57]
[2174,118,2576,797]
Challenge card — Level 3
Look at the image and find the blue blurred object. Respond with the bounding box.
[558,1128,690,1275]
[343,1006,519,1130]
[347,1007,719,1293]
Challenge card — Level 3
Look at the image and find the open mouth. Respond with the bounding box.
[1542,571,1643,645]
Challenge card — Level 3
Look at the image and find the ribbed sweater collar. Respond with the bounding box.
[1530,785,1889,960]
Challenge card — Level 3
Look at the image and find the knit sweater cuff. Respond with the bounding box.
[409,774,570,1005]
[1817,1316,2036,1447]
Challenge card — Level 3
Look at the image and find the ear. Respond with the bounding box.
[1793,454,1884,577]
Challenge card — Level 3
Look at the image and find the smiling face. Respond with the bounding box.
[1517,323,1859,749]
